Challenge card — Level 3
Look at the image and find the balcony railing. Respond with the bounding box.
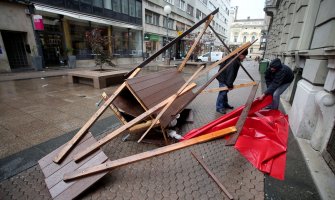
[32,0,142,26]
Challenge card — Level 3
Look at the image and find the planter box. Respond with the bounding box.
[68,69,129,89]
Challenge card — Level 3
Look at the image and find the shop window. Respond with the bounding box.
[113,27,142,57]
[70,22,94,59]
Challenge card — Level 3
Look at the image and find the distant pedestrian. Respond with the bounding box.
[259,58,294,109]
[216,49,248,114]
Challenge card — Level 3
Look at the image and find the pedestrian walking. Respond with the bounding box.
[259,58,294,109]
[216,49,249,114]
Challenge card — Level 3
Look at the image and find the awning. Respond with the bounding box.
[34,4,143,31]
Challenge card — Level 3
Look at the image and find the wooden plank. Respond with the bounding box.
[64,126,237,181]
[178,15,214,72]
[201,82,257,93]
[137,65,205,143]
[72,83,197,162]
[191,151,233,200]
[112,88,146,117]
[49,152,108,198]
[125,8,219,76]
[125,81,150,111]
[53,68,141,164]
[225,83,259,146]
[38,133,92,169]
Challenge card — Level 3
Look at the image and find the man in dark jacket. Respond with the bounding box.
[216,49,248,114]
[259,58,294,109]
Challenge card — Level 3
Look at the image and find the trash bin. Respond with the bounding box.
[259,60,269,74]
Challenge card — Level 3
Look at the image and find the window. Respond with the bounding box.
[250,47,253,53]
[136,0,142,18]
[104,0,112,10]
[121,0,128,14]
[176,0,186,11]
[251,35,256,42]
[200,0,208,5]
[187,4,193,16]
[234,36,237,42]
[112,0,120,12]
[93,0,103,7]
[164,0,174,5]
[176,21,185,31]
[145,10,160,26]
[209,1,216,10]
[163,17,174,29]
[129,0,136,17]
[196,9,201,19]
[243,36,247,43]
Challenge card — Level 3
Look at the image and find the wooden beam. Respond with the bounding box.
[53,68,141,164]
[73,83,197,162]
[177,15,214,72]
[201,82,257,93]
[137,65,205,143]
[225,83,259,146]
[63,126,237,181]
[191,151,233,199]
[125,8,219,77]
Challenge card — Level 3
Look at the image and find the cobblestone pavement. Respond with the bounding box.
[0,61,265,199]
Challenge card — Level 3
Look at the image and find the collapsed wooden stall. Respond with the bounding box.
[38,8,256,199]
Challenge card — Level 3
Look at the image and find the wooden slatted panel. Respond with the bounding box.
[112,87,146,117]
[126,69,186,109]
[38,132,109,199]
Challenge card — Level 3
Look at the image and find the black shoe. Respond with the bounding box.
[226,104,234,109]
[216,109,226,114]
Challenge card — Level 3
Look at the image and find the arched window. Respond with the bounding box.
[250,47,253,53]
[243,36,247,43]
[251,35,256,42]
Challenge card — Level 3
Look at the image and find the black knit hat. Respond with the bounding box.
[241,49,248,56]
[270,58,282,69]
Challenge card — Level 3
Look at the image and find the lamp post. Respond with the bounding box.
[164,5,171,65]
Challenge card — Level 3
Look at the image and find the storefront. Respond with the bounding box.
[144,33,160,58]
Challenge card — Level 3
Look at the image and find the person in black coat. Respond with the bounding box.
[259,58,294,109]
[216,49,248,114]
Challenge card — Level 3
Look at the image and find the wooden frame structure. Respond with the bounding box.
[38,8,257,199]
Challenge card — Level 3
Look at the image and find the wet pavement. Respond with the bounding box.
[0,61,320,199]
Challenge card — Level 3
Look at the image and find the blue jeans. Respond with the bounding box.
[270,83,291,109]
[216,82,229,111]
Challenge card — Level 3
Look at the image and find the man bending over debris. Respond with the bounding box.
[259,58,294,109]
[216,49,249,114]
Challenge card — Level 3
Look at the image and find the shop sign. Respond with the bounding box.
[177,31,183,36]
[149,34,159,41]
[33,15,44,31]
[144,33,150,41]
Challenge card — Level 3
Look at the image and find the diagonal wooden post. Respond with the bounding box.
[177,15,214,72]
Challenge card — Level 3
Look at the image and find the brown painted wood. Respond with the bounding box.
[177,15,214,72]
[201,82,257,93]
[191,151,233,199]
[72,83,197,162]
[225,83,259,146]
[112,87,146,117]
[53,68,141,164]
[137,65,205,142]
[64,126,237,181]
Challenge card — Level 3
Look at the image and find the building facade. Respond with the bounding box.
[143,0,231,60]
[228,7,265,59]
[264,0,335,173]
[0,1,37,72]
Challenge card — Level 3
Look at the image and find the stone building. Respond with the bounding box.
[228,7,265,59]
[143,0,231,60]
[264,0,335,175]
[0,1,37,72]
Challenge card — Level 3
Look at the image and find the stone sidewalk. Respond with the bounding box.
[0,61,319,199]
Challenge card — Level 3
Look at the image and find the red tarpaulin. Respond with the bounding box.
[181,96,289,180]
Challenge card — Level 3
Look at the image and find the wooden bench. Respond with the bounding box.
[184,61,207,68]
[68,70,129,89]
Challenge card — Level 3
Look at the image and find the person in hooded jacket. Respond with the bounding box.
[259,58,294,109]
[216,49,248,114]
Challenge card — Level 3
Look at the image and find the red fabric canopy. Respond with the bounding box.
[181,96,289,180]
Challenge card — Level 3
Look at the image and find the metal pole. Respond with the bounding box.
[166,14,170,65]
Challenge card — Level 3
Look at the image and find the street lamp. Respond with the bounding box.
[164,5,171,65]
